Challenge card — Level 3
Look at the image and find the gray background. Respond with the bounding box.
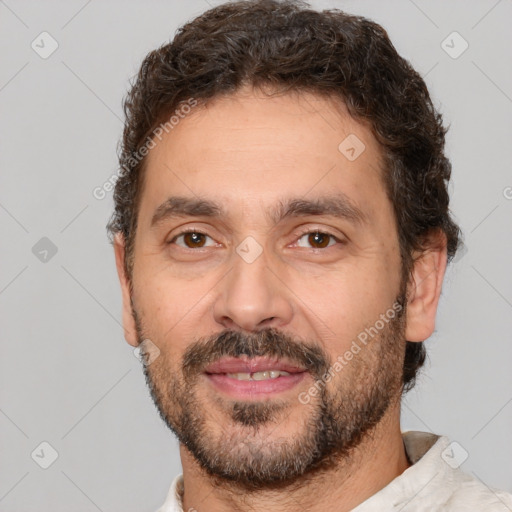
[1,0,511,510]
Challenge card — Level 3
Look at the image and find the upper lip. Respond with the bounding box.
[204,356,307,374]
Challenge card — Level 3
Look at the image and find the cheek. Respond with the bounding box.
[289,259,398,353]
[132,271,191,347]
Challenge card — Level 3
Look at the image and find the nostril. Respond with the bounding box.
[260,317,276,327]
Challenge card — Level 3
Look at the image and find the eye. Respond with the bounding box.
[295,231,339,249]
[170,230,217,249]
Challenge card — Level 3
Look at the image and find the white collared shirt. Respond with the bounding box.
[156,431,512,511]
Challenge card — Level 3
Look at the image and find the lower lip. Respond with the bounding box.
[204,372,307,398]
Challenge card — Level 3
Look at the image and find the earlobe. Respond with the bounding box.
[113,233,139,347]
[404,231,448,342]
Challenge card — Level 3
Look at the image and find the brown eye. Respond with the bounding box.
[172,231,215,249]
[296,231,337,249]
[183,232,206,247]
[308,232,331,248]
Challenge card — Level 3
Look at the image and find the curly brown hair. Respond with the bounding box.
[107,0,461,392]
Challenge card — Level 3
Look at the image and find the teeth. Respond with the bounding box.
[253,371,270,381]
[226,370,291,381]
[228,372,251,381]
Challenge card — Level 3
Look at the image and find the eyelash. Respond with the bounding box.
[169,228,217,249]
[293,228,344,249]
[168,228,345,250]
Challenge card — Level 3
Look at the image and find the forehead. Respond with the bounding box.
[139,86,391,227]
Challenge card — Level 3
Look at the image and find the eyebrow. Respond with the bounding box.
[150,194,369,228]
[151,196,222,227]
[270,195,368,226]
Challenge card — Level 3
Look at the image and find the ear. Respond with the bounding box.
[113,233,139,347]
[405,230,448,342]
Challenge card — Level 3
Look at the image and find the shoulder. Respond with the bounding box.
[403,431,512,511]
[440,468,512,511]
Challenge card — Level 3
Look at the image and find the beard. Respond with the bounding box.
[135,292,407,490]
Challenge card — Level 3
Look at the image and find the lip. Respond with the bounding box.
[203,356,308,398]
[204,356,306,375]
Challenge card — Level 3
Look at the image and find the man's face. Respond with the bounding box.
[125,87,408,486]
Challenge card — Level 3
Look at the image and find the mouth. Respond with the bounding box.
[203,356,308,398]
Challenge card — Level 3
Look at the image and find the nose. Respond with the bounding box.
[213,248,294,332]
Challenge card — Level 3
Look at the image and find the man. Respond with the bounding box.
[108,0,512,510]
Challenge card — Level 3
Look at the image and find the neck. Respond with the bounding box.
[180,401,410,512]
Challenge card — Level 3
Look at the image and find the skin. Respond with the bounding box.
[114,85,447,511]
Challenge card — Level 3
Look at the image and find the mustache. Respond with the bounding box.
[182,327,331,381]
